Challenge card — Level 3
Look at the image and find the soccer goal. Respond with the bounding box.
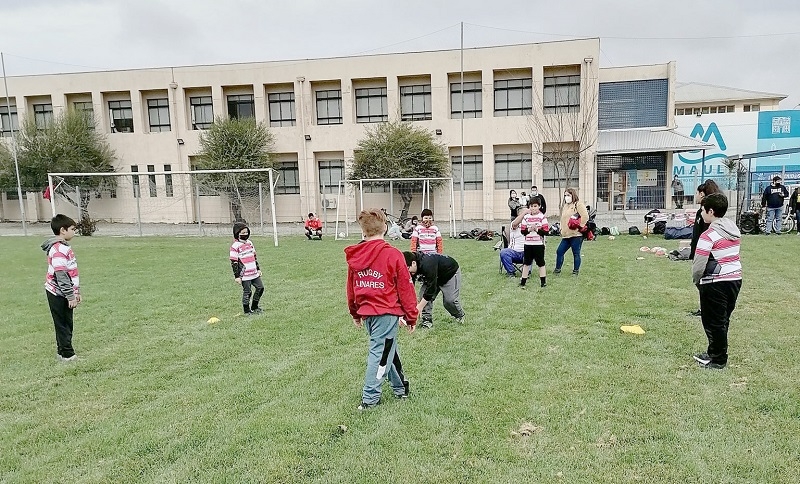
[333,177,456,240]
[47,168,280,244]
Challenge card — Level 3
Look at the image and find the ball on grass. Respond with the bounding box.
[339,232,346,238]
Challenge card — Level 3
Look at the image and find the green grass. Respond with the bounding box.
[1,233,799,483]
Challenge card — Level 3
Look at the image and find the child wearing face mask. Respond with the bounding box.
[230,222,264,315]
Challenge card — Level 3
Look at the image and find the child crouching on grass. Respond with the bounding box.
[230,222,264,316]
[345,208,419,410]
[42,214,81,362]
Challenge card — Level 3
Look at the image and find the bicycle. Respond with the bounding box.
[740,207,796,234]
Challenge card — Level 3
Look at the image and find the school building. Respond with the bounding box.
[0,38,793,225]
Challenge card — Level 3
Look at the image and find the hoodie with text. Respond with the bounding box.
[692,217,742,285]
[345,239,419,326]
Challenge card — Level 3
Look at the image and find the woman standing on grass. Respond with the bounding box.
[554,187,589,276]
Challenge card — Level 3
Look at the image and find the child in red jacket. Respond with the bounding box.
[345,208,419,410]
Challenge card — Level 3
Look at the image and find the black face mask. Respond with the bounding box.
[239,233,249,241]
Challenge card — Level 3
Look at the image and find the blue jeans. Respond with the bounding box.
[500,248,524,275]
[765,207,783,233]
[362,315,407,405]
[555,236,583,272]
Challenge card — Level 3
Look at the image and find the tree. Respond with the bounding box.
[526,75,598,209]
[0,109,116,221]
[194,117,275,222]
[350,121,450,219]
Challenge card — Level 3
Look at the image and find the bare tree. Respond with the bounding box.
[525,73,598,209]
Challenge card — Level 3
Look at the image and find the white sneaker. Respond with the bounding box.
[57,354,77,362]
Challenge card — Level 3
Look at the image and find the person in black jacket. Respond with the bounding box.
[761,176,790,234]
[403,251,465,328]
[790,187,800,236]
[508,190,521,221]
[688,180,720,317]
[529,185,547,214]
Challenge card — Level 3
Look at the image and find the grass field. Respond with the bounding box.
[1,232,799,483]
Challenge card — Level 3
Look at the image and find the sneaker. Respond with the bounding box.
[553,269,562,275]
[395,380,410,399]
[454,315,465,324]
[357,401,380,410]
[250,308,263,315]
[420,318,433,329]
[57,354,77,362]
[518,283,527,290]
[572,270,579,276]
[689,309,702,317]
[692,353,711,365]
[698,361,726,370]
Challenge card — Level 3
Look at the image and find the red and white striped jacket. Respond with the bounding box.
[692,218,742,285]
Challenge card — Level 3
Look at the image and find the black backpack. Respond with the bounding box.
[629,226,641,235]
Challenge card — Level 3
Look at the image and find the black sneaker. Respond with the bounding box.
[692,353,711,365]
[689,309,702,317]
[553,269,562,274]
[357,401,380,410]
[420,318,433,329]
[698,361,726,370]
[572,270,579,276]
[395,380,410,399]
[250,308,263,315]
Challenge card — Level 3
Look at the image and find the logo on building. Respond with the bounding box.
[771,116,791,135]
[677,122,727,164]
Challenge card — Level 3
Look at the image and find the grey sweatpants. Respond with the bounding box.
[420,269,464,321]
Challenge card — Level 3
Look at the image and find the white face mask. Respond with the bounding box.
[531,191,538,196]
[564,195,572,204]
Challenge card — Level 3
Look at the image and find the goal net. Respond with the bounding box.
[333,177,456,240]
[47,168,279,243]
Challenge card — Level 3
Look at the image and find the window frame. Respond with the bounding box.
[316,90,343,125]
[542,152,580,189]
[109,100,134,133]
[494,153,532,189]
[227,94,255,120]
[164,164,174,197]
[146,164,157,197]
[494,78,533,117]
[147,98,171,132]
[268,92,296,127]
[0,105,19,137]
[190,96,214,130]
[450,81,482,119]
[400,84,432,121]
[73,101,95,129]
[33,103,54,129]
[543,75,580,114]
[275,161,300,194]
[318,159,344,194]
[355,87,388,123]
[131,165,140,198]
[451,154,483,190]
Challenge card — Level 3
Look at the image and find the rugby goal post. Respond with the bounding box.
[46,167,280,245]
[333,177,456,240]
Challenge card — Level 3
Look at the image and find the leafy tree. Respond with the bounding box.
[194,117,275,222]
[350,121,450,219]
[0,109,116,221]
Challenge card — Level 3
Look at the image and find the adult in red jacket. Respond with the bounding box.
[345,208,419,409]
[305,212,323,240]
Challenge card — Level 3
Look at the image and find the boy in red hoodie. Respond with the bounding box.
[345,208,419,410]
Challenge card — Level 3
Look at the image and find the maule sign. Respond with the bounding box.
[674,113,758,176]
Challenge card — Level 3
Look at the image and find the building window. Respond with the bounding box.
[164,164,173,197]
[318,159,344,194]
[451,82,482,119]
[190,96,214,130]
[131,165,140,198]
[543,75,580,113]
[451,154,483,190]
[275,162,300,194]
[494,153,532,188]
[316,90,342,125]
[494,79,532,117]
[147,98,171,132]
[33,103,54,129]
[73,102,94,128]
[598,79,669,130]
[227,94,255,119]
[109,100,134,133]
[542,153,579,189]
[675,108,684,115]
[146,165,157,197]
[400,85,432,121]
[744,104,760,112]
[268,92,296,127]
[0,105,18,137]
[355,88,388,123]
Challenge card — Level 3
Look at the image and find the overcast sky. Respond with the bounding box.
[1,0,798,108]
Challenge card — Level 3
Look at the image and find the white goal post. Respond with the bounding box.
[333,177,456,240]
[46,167,280,245]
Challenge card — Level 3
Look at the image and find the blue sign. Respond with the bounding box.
[756,110,800,167]
[677,122,728,165]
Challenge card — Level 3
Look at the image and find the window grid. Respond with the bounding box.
[543,75,580,113]
[227,94,255,120]
[493,78,532,116]
[598,79,668,130]
[451,154,483,190]
[316,90,343,125]
[494,153,532,188]
[33,103,54,129]
[744,104,760,112]
[275,162,300,194]
[450,82,482,119]
[146,165,157,197]
[147,98,171,132]
[0,105,18,137]
[268,92,296,127]
[190,96,214,130]
[109,100,134,133]
[318,159,344,194]
[542,153,580,189]
[355,87,388,123]
[73,102,94,129]
[131,165,140,198]
[400,84,432,121]
[164,164,174,197]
